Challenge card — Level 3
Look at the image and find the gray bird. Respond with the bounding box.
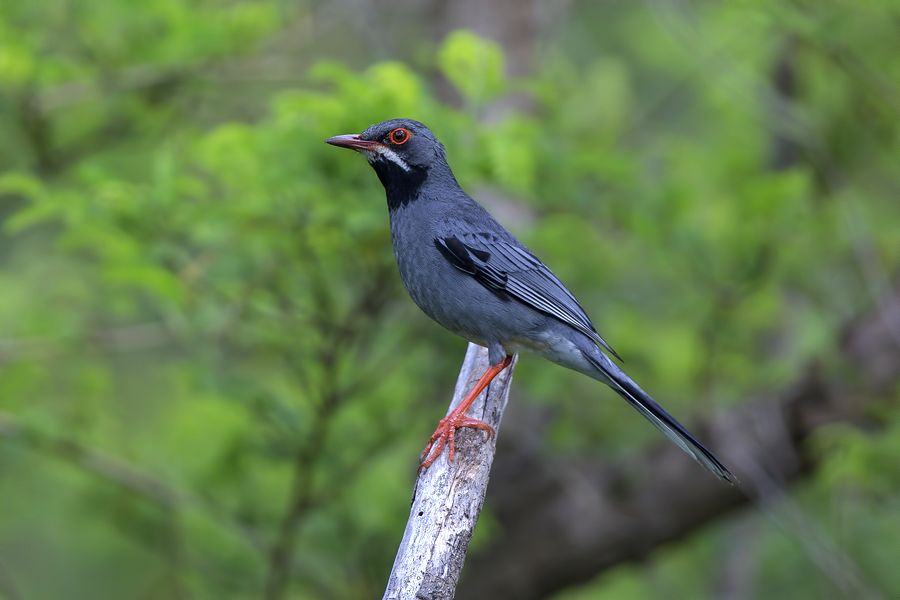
[327,118,735,483]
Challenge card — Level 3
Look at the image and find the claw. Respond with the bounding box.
[418,413,495,470]
[417,354,511,471]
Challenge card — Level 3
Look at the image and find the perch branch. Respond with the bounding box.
[383,343,517,600]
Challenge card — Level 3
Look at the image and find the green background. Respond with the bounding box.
[0,1,897,598]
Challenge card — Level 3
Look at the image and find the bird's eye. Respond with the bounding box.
[389,127,411,145]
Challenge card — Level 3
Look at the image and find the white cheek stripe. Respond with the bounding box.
[365,146,410,172]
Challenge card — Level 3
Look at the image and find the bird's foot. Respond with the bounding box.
[418,412,494,470]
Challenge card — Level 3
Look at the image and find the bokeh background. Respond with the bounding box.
[1,1,898,598]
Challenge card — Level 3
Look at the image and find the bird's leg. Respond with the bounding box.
[419,354,513,470]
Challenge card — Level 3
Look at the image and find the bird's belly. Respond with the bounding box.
[505,326,597,377]
[395,248,544,347]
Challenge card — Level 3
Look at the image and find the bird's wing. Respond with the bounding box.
[434,231,622,361]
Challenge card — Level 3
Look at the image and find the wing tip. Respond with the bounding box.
[595,335,623,362]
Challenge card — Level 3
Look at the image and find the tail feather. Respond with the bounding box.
[583,350,736,484]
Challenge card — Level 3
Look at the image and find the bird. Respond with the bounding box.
[326,118,735,483]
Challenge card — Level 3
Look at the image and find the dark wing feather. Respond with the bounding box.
[434,232,622,361]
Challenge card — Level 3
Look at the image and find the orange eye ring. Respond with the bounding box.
[389,127,411,145]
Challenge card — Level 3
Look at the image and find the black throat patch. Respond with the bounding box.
[372,160,427,211]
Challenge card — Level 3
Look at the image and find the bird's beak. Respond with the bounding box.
[325,134,380,152]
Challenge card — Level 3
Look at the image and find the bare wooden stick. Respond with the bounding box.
[383,343,517,600]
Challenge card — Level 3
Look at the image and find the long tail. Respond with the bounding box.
[582,349,737,484]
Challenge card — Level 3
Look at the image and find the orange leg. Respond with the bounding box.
[419,354,513,470]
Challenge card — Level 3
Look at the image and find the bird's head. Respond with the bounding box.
[326,119,448,184]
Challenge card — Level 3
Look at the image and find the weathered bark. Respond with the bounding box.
[459,284,900,599]
[383,344,518,600]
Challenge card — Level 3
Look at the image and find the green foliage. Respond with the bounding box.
[0,0,897,598]
[438,30,506,108]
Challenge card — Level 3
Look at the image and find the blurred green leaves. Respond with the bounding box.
[438,30,506,108]
[1,1,898,598]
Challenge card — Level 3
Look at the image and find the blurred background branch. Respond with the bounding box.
[460,279,899,599]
